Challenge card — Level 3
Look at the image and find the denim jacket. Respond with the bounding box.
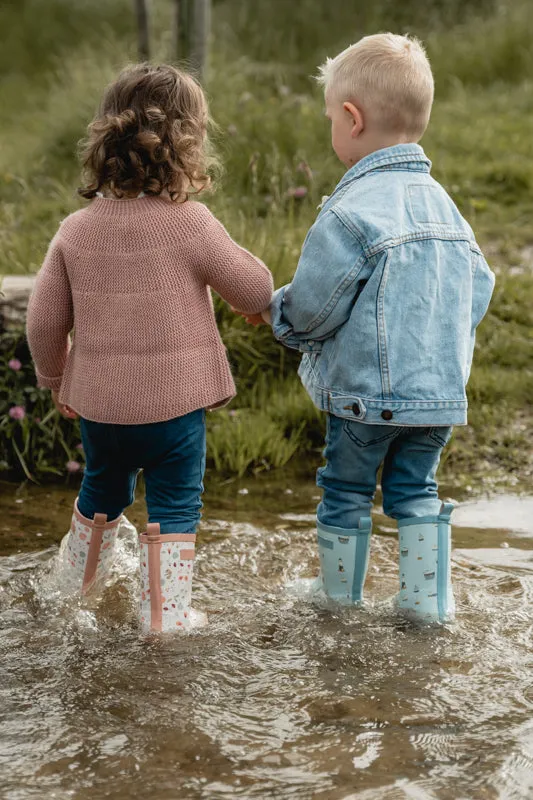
[270,144,495,426]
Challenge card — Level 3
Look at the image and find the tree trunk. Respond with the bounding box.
[134,0,150,61]
[190,0,211,80]
[172,0,192,62]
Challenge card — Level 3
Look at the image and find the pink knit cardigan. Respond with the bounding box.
[26,197,273,424]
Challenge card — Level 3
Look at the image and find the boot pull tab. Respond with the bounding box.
[438,502,455,522]
[93,513,108,528]
[146,522,161,541]
[357,516,372,533]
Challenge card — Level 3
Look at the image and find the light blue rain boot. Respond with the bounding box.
[397,502,455,623]
[316,517,372,605]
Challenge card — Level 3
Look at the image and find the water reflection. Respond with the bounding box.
[1,480,532,799]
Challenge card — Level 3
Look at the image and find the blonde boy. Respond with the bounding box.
[319,33,434,163]
[249,34,495,622]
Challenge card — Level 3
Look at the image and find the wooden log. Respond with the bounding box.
[0,275,36,331]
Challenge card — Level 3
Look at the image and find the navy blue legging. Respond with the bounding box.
[77,409,206,534]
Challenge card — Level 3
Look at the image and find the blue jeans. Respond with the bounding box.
[77,409,206,534]
[317,415,452,529]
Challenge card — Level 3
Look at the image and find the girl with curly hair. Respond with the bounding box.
[26,64,273,633]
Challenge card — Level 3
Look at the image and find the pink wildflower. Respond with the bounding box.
[286,186,308,200]
[66,460,81,473]
[8,358,22,371]
[76,443,84,452]
[9,406,26,421]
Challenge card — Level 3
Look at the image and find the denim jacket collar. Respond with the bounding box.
[333,144,432,196]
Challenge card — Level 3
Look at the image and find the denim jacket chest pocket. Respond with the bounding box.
[407,184,458,227]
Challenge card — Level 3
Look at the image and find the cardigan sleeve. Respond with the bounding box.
[26,233,73,391]
[196,206,274,314]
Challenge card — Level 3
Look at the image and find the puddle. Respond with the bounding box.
[453,495,533,536]
[0,478,532,799]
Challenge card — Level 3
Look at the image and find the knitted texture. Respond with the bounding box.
[26,197,273,424]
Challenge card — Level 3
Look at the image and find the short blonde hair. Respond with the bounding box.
[318,33,434,140]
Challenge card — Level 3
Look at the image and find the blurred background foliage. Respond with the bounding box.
[1,0,532,483]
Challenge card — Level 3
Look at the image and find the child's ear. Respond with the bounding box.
[343,101,364,138]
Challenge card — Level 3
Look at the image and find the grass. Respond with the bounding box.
[1,0,532,485]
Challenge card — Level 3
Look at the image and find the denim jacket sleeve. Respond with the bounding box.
[270,209,368,351]
[471,248,495,329]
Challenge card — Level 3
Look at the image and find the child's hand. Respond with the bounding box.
[231,308,267,327]
[52,390,78,420]
[242,312,266,326]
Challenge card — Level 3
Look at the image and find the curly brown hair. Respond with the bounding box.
[78,64,216,201]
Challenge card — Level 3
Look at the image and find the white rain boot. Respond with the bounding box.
[316,517,372,605]
[62,499,122,595]
[139,523,207,633]
[397,502,455,623]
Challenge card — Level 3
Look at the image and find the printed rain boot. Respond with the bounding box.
[316,516,372,605]
[397,502,455,623]
[63,499,122,595]
[139,523,207,633]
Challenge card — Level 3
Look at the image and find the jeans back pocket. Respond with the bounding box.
[426,427,453,448]
[343,420,401,448]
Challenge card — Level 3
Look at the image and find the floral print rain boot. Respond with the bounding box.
[139,523,206,633]
[63,499,122,595]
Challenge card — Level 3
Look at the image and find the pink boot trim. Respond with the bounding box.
[147,524,162,632]
[139,523,196,633]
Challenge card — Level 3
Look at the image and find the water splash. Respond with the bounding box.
[1,488,533,799]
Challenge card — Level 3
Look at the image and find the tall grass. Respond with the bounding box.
[1,0,532,482]
[214,0,497,75]
[207,409,305,477]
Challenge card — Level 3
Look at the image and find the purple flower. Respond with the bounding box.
[8,358,22,371]
[9,405,26,421]
[286,186,308,200]
[66,460,81,473]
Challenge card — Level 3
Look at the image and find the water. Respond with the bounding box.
[1,477,533,799]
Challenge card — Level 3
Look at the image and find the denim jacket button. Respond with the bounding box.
[381,410,393,421]
[352,402,360,416]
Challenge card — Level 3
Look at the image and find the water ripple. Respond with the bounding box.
[0,492,532,799]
